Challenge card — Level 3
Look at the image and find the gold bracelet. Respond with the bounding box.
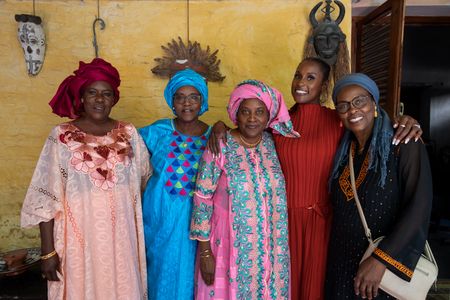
[40,250,57,260]
[200,254,211,259]
[200,249,212,254]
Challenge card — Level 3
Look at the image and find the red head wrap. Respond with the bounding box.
[48,58,121,119]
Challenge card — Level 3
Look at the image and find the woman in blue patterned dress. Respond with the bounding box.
[139,69,211,299]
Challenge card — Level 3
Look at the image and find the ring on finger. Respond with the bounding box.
[400,124,406,128]
[413,124,421,128]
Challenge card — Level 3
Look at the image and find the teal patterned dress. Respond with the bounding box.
[139,118,211,300]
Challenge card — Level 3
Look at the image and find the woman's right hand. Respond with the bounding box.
[200,253,216,286]
[41,252,61,281]
[198,241,215,285]
[39,220,60,281]
[207,121,228,156]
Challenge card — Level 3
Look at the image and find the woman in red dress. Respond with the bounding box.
[274,58,342,300]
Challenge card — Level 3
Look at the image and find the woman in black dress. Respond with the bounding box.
[325,73,432,300]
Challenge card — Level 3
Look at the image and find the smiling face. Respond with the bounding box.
[336,84,376,139]
[172,85,202,122]
[236,98,269,142]
[81,81,114,122]
[291,60,327,105]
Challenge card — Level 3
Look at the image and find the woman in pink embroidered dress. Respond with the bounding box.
[21,58,151,300]
[190,80,299,299]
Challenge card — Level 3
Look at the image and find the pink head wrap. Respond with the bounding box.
[48,58,121,119]
[227,80,300,138]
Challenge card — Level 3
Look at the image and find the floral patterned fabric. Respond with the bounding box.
[21,121,151,300]
[190,131,290,300]
[139,118,211,300]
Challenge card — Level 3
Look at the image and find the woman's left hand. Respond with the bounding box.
[354,257,386,299]
[392,115,422,145]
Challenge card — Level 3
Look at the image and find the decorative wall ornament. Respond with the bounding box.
[152,0,224,82]
[15,14,46,76]
[308,0,346,66]
[92,0,105,58]
[151,37,225,82]
[303,0,350,104]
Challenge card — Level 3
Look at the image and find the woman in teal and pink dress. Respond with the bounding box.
[139,69,211,299]
[190,80,299,300]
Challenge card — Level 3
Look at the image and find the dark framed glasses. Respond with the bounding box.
[335,95,371,114]
[173,93,202,104]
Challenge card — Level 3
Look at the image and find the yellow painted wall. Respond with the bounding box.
[0,0,351,251]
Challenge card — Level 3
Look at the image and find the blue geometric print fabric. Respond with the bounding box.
[164,131,207,197]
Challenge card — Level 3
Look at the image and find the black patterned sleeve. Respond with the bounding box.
[372,141,433,281]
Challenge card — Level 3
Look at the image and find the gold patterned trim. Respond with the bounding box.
[373,247,413,278]
[339,142,369,201]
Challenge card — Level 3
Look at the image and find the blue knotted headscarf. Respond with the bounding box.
[330,73,393,189]
[164,69,209,116]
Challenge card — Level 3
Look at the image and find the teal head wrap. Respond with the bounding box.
[164,69,208,116]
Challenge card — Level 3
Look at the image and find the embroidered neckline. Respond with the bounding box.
[339,142,369,201]
[68,121,120,137]
[59,122,134,191]
[170,119,211,137]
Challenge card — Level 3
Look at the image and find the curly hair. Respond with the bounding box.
[151,37,225,82]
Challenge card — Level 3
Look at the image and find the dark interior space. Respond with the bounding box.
[401,24,450,280]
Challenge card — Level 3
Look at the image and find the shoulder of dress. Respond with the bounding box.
[262,130,274,139]
[117,120,133,127]
[140,118,172,131]
[396,140,425,158]
[52,122,73,135]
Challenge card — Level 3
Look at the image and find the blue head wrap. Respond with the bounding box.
[332,73,380,104]
[164,69,208,116]
[330,73,393,189]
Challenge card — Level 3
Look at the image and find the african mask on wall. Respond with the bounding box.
[303,0,350,106]
[309,0,346,66]
[15,14,46,76]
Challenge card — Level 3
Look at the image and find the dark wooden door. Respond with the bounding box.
[352,0,406,118]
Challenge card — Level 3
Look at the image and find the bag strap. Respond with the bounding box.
[349,145,438,288]
[348,146,373,243]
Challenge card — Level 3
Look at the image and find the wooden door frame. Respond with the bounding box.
[352,15,450,117]
[353,16,450,70]
[352,0,405,118]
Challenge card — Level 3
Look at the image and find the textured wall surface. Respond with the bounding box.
[0,0,351,251]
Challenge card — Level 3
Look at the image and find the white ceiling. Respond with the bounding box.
[352,0,450,16]
[352,0,450,7]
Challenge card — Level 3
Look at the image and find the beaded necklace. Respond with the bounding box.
[239,132,262,148]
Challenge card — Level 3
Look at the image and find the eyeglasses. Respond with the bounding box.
[173,93,201,104]
[335,95,371,113]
